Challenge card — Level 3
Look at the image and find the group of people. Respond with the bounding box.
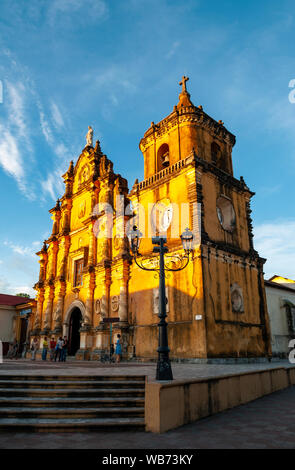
[6,340,19,359]
[29,333,123,362]
[31,336,68,362]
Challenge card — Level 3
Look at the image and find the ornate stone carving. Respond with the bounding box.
[111,295,119,312]
[231,283,244,313]
[95,299,101,314]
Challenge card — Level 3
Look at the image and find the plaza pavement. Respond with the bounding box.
[0,359,294,449]
[0,358,293,381]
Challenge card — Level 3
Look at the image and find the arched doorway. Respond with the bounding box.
[68,308,82,356]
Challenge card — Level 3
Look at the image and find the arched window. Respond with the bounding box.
[157,143,170,171]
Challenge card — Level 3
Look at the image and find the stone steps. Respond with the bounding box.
[0,397,144,408]
[0,380,144,389]
[0,407,144,419]
[0,375,145,382]
[0,388,145,398]
[0,374,146,432]
[0,417,144,432]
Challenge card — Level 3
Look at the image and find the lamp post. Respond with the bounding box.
[128,226,194,381]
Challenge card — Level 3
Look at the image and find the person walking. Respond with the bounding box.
[30,337,39,360]
[54,337,63,362]
[12,340,19,359]
[42,337,48,361]
[60,336,68,362]
[115,334,122,363]
[49,337,56,361]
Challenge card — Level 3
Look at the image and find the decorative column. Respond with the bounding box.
[43,286,55,333]
[88,220,96,269]
[49,240,59,281]
[100,271,110,320]
[118,262,129,325]
[62,199,72,235]
[32,242,48,334]
[33,289,44,333]
[63,160,74,199]
[52,282,66,335]
[50,199,61,237]
[53,235,70,334]
[93,268,111,354]
[83,272,96,327]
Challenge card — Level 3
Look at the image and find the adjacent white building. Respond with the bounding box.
[0,294,35,356]
[265,276,295,358]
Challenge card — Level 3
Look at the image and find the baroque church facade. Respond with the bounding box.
[30,78,272,361]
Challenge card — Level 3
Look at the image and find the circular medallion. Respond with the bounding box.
[216,196,236,232]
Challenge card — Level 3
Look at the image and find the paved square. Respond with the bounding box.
[0,359,294,449]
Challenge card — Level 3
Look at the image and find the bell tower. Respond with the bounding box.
[139,76,235,179]
[130,77,271,361]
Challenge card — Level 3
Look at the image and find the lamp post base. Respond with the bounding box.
[156,358,173,381]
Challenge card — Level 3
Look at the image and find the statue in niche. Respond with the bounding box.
[79,165,89,187]
[78,200,86,219]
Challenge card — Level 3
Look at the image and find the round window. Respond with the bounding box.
[216,196,236,232]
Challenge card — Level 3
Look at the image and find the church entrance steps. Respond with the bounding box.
[0,375,143,381]
[0,407,144,419]
[0,418,144,432]
[0,388,144,398]
[0,379,145,389]
[0,397,144,408]
[0,375,145,432]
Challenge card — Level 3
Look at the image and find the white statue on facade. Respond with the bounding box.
[85,126,93,147]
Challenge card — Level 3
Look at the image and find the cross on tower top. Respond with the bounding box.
[179,76,189,93]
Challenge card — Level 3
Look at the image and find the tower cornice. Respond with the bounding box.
[140,105,236,152]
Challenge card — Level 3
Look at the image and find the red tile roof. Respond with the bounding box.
[0,294,33,306]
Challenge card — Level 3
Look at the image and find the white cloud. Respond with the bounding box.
[3,241,36,257]
[0,125,25,182]
[7,82,28,143]
[39,108,53,144]
[0,277,35,298]
[41,165,65,201]
[36,98,74,201]
[0,81,35,197]
[0,276,10,294]
[0,238,40,297]
[11,285,35,297]
[254,219,295,280]
[51,102,64,128]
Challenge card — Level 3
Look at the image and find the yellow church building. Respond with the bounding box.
[30,77,272,362]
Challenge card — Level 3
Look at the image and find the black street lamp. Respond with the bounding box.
[128,226,194,381]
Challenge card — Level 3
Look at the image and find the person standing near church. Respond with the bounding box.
[60,336,68,362]
[31,337,39,361]
[54,337,63,362]
[115,334,122,363]
[49,337,56,361]
[42,337,48,361]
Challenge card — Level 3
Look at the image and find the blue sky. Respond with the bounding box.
[0,0,295,296]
